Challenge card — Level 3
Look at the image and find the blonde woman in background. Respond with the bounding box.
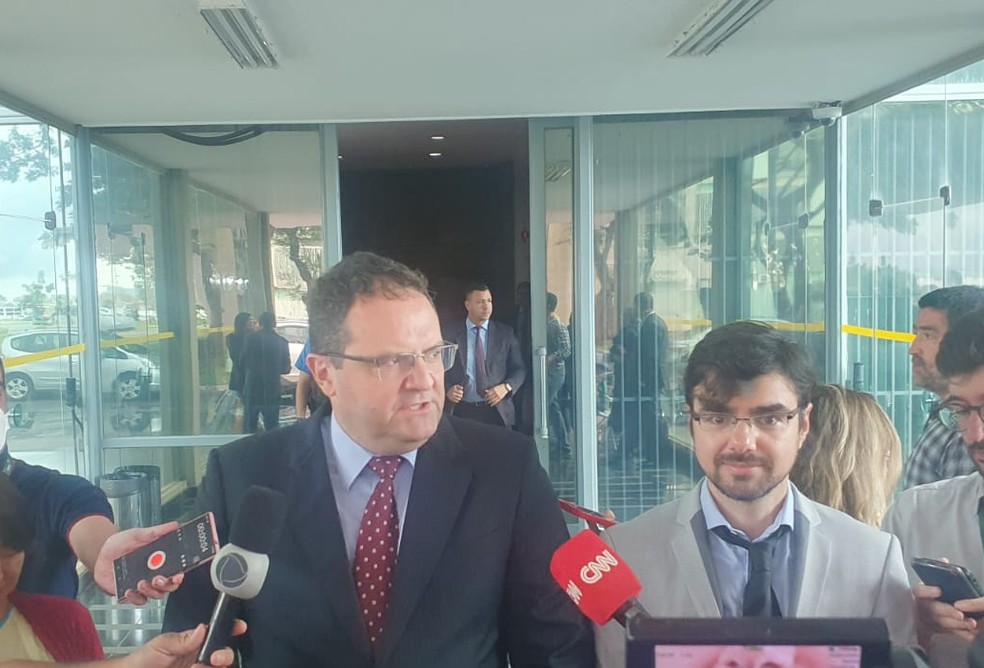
[790,384,903,527]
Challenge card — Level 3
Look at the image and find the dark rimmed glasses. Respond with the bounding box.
[690,410,800,436]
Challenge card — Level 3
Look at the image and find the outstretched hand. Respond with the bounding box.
[94,522,185,605]
[122,620,246,668]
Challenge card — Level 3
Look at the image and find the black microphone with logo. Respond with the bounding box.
[196,485,288,665]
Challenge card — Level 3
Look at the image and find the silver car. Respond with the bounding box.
[1,330,159,402]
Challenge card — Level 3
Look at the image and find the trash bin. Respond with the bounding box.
[119,465,162,527]
[98,470,146,531]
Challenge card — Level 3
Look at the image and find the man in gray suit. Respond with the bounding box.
[595,322,915,668]
[445,283,526,428]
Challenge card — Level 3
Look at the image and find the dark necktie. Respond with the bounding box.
[354,456,403,651]
[711,525,789,617]
[474,326,488,395]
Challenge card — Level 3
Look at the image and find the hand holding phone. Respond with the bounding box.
[911,557,984,615]
[113,512,219,602]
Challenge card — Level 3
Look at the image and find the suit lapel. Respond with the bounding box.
[789,490,829,617]
[376,418,472,663]
[286,415,372,662]
[670,487,722,616]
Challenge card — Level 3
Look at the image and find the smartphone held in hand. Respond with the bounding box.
[113,512,220,601]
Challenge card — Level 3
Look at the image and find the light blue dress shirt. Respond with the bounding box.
[321,415,417,565]
[463,318,489,402]
[700,478,795,617]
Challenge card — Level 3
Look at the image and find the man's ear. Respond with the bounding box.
[797,402,813,450]
[307,355,338,398]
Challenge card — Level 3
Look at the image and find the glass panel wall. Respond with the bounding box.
[844,61,984,462]
[0,108,81,473]
[592,117,826,521]
[90,128,323,517]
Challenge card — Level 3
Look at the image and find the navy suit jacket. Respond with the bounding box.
[445,320,526,427]
[240,329,290,403]
[163,411,593,668]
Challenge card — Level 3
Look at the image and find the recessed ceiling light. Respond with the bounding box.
[430,135,446,141]
[429,152,443,158]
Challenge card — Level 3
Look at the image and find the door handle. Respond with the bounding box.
[536,346,548,439]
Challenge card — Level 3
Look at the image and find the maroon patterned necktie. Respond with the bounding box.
[354,455,403,651]
[474,325,488,394]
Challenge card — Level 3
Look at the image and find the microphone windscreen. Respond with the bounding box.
[228,485,288,554]
[550,529,641,625]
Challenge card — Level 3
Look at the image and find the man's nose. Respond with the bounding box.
[964,413,984,447]
[404,356,433,388]
[728,420,757,451]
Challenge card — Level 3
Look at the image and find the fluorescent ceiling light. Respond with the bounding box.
[429,152,443,157]
[668,0,775,58]
[200,0,278,69]
[430,135,446,141]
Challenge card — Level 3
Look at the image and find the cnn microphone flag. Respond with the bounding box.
[549,529,641,625]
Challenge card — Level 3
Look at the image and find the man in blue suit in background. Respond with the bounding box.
[445,283,526,429]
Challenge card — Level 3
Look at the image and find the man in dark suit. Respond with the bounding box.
[445,283,527,428]
[609,291,671,468]
[240,311,290,432]
[163,253,593,668]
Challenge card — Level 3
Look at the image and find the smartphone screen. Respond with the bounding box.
[113,512,219,601]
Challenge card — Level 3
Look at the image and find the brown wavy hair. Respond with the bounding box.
[790,384,902,526]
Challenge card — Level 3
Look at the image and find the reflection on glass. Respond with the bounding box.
[0,115,80,473]
[593,118,825,521]
[844,61,984,460]
[91,130,322,438]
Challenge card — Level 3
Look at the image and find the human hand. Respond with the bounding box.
[484,384,508,407]
[914,583,980,645]
[122,620,246,668]
[95,522,184,605]
[446,385,464,403]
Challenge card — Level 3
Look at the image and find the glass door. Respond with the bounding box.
[0,115,83,474]
[529,118,596,510]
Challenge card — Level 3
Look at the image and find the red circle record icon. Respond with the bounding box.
[147,550,167,570]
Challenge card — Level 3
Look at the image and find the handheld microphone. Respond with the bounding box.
[196,485,288,665]
[549,529,648,627]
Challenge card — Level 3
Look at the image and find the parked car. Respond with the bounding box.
[1,330,159,402]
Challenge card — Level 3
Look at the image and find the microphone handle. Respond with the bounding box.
[197,592,238,665]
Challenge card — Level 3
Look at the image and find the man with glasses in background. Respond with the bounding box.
[903,286,984,488]
[884,308,984,662]
[595,322,914,668]
[163,252,593,668]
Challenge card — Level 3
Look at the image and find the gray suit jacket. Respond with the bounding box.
[595,483,916,668]
[445,319,526,427]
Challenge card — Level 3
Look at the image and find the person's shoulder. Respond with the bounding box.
[606,495,683,543]
[492,320,517,336]
[11,591,91,619]
[213,420,313,467]
[443,416,535,463]
[11,459,98,494]
[895,473,979,512]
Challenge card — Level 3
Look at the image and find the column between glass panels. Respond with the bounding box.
[573,117,598,512]
[73,127,105,480]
